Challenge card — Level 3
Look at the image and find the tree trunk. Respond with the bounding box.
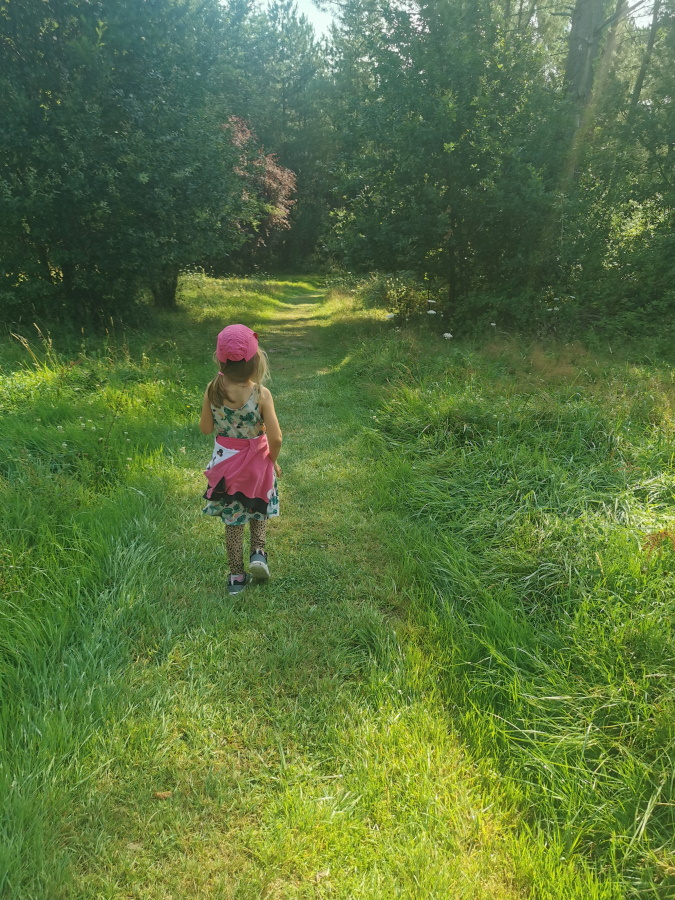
[517,0,536,30]
[61,258,89,317]
[446,222,460,308]
[504,0,512,27]
[517,0,525,29]
[564,0,606,105]
[562,0,627,150]
[627,0,662,127]
[151,270,179,308]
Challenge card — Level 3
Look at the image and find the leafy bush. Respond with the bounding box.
[357,272,443,322]
[449,288,583,337]
[0,0,296,324]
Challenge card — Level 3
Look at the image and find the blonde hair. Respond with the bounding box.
[206,348,270,407]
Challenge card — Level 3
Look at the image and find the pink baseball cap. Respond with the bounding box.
[216,324,258,362]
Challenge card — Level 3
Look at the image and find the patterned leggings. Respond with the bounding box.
[225,519,266,575]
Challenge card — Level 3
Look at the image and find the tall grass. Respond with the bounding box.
[0,275,291,896]
[365,334,675,896]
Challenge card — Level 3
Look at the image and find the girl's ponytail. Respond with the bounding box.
[206,349,270,408]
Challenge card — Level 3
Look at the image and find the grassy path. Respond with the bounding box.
[2,279,622,898]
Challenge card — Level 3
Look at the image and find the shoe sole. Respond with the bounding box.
[228,576,252,596]
[249,561,270,581]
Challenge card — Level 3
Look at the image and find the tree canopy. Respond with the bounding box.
[1,0,673,331]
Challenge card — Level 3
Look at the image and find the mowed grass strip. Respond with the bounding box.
[1,276,625,898]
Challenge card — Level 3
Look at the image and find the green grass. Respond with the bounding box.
[363,333,675,898]
[0,275,672,897]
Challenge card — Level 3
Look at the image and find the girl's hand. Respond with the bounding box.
[274,462,282,478]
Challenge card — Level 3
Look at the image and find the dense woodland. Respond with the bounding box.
[1,0,674,335]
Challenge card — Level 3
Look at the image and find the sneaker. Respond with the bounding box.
[249,548,270,581]
[227,573,251,596]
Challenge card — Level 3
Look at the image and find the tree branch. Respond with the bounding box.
[599,0,651,33]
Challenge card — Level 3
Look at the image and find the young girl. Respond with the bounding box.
[200,324,282,596]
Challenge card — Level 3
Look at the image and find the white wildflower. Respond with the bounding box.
[385,313,396,320]
[61,442,67,448]
[57,425,63,431]
[443,333,453,339]
[427,299,436,304]
[491,322,496,327]
[427,310,437,315]
[553,306,559,311]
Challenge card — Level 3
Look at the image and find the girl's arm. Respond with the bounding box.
[199,390,214,435]
[260,386,282,464]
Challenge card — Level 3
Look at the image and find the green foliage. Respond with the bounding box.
[357,271,444,322]
[324,0,560,291]
[222,0,331,268]
[2,0,674,334]
[315,0,675,336]
[0,0,296,323]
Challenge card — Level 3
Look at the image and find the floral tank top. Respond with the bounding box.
[212,384,265,438]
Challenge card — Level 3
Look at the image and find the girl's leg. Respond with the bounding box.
[249,518,269,581]
[250,518,266,553]
[225,524,245,575]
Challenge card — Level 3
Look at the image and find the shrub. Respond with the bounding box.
[358,272,441,321]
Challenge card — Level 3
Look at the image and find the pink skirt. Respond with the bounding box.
[203,433,276,518]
